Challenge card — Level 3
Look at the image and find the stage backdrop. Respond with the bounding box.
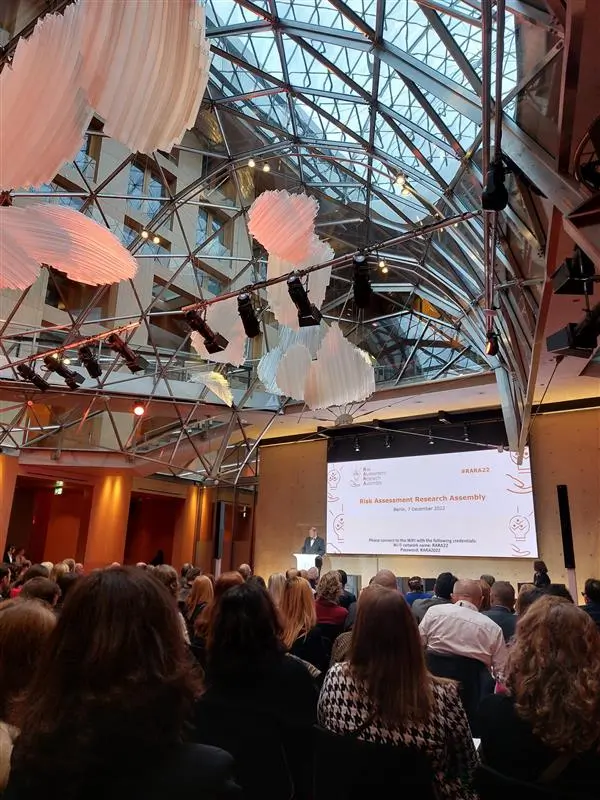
[254,408,600,596]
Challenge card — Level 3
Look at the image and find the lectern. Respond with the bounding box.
[294,553,317,572]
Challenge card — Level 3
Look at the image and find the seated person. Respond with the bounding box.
[337,570,356,610]
[482,581,517,643]
[280,576,328,672]
[315,571,348,627]
[412,571,456,624]
[404,576,430,607]
[478,596,600,794]
[581,577,600,630]
[345,569,397,630]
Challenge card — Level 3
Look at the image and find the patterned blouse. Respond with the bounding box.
[318,662,478,800]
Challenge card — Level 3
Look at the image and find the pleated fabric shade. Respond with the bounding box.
[190,371,234,407]
[247,190,319,263]
[275,344,313,401]
[0,207,45,290]
[190,296,247,366]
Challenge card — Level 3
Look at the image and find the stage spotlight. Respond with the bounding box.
[106,333,149,373]
[248,158,256,168]
[482,160,508,211]
[185,311,229,354]
[394,173,406,188]
[384,434,392,449]
[287,274,322,327]
[352,252,372,309]
[551,247,595,295]
[428,429,435,446]
[354,436,360,453]
[78,346,102,379]
[16,364,50,391]
[43,355,85,391]
[237,293,261,338]
[132,402,145,417]
[463,424,470,442]
[547,302,600,359]
[485,331,499,357]
[437,410,452,425]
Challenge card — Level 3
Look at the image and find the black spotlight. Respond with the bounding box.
[384,434,392,449]
[78,346,102,379]
[287,275,322,327]
[485,331,499,357]
[352,252,372,309]
[437,410,452,425]
[185,311,229,354]
[546,302,600,359]
[43,355,85,391]
[482,160,508,211]
[16,363,50,391]
[237,294,261,338]
[551,247,595,295]
[106,333,150,373]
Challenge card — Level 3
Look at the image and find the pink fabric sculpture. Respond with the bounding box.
[247,190,319,263]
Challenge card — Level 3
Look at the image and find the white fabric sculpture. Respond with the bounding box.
[247,190,319,263]
[190,296,246,367]
[191,370,234,407]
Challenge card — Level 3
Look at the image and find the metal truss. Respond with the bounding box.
[0,0,564,477]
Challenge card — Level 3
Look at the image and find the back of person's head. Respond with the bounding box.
[584,578,600,604]
[370,569,397,590]
[286,568,299,580]
[490,580,515,611]
[20,578,61,607]
[351,585,432,724]
[40,561,54,574]
[248,575,266,590]
[544,583,574,602]
[0,564,10,585]
[208,581,283,678]
[306,567,318,582]
[267,572,286,606]
[433,571,457,600]
[153,564,178,598]
[480,573,495,587]
[238,563,252,580]
[338,569,348,588]
[194,570,244,638]
[280,576,316,648]
[55,572,79,606]
[507,596,600,754]
[180,562,192,579]
[50,562,70,583]
[186,574,214,612]
[12,567,199,792]
[17,564,49,586]
[316,570,342,602]
[533,560,547,573]
[407,576,423,592]
[213,570,245,602]
[0,599,56,724]
[479,579,491,610]
[516,585,544,616]
[452,579,483,608]
[62,558,76,573]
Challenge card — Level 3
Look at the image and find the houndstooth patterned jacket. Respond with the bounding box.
[318,662,478,800]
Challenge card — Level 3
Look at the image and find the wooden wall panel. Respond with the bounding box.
[254,409,600,594]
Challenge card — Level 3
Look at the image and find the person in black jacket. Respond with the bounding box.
[581,578,600,631]
[482,580,517,642]
[6,567,237,800]
[337,569,356,610]
[300,527,325,557]
[280,575,328,672]
[533,559,551,588]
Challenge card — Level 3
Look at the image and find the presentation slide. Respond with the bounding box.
[326,447,538,558]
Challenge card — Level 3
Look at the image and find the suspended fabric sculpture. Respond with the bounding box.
[257,324,326,395]
[275,344,313,401]
[0,205,137,289]
[190,370,234,407]
[190,296,247,367]
[0,0,210,191]
[247,191,319,263]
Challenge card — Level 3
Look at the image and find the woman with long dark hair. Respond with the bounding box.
[318,585,477,800]
[6,567,236,800]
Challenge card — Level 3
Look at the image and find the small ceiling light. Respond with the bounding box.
[262,163,271,172]
[287,274,322,327]
[43,355,85,391]
[237,293,261,338]
[152,235,160,245]
[62,358,71,366]
[248,158,256,168]
[384,434,392,449]
[185,310,229,353]
[463,424,470,442]
[354,436,360,453]
[141,230,150,240]
[381,265,389,274]
[132,402,145,417]
[78,346,102,379]
[352,252,372,309]
[428,429,435,446]
[401,186,411,196]
[16,364,50,392]
[106,333,149,374]
[485,331,499,357]
[395,173,406,187]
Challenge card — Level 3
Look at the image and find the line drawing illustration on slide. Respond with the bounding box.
[328,504,345,545]
[327,465,342,502]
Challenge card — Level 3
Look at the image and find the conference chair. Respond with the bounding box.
[425,651,494,736]
[313,725,438,800]
[475,764,594,800]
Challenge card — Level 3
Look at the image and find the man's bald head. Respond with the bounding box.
[452,579,483,608]
[370,569,397,590]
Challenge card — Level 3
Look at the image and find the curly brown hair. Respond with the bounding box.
[316,570,342,603]
[507,595,600,753]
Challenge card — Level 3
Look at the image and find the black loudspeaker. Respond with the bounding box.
[213,501,226,560]
[556,484,576,570]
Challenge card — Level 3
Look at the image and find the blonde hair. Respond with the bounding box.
[50,562,70,582]
[507,596,600,753]
[185,575,214,615]
[267,573,286,607]
[280,577,316,649]
[316,570,342,603]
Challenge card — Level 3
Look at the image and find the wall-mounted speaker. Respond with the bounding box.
[556,484,575,570]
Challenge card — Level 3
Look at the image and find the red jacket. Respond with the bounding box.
[315,598,348,626]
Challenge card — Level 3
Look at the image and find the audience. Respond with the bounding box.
[544,583,574,602]
[0,599,56,791]
[0,565,10,600]
[280,576,328,672]
[516,584,544,616]
[480,573,495,587]
[10,565,49,598]
[533,559,551,588]
[345,569,397,630]
[185,575,214,630]
[337,569,356,610]
[50,562,69,583]
[478,596,600,794]
[6,568,237,799]
[315,571,348,626]
[191,570,244,665]
[267,572,286,606]
[412,571,456,624]
[419,578,507,679]
[55,572,79,608]
[152,564,190,644]
[318,585,477,799]
[581,577,600,630]
[404,575,430,606]
[237,563,252,581]
[19,578,60,607]
[479,579,491,611]
[483,580,517,642]
[306,566,318,589]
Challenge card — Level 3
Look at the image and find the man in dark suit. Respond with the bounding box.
[483,580,517,642]
[581,578,600,631]
[301,526,325,557]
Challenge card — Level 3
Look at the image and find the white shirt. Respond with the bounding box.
[419,600,507,678]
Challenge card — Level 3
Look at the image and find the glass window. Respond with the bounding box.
[127,164,145,210]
